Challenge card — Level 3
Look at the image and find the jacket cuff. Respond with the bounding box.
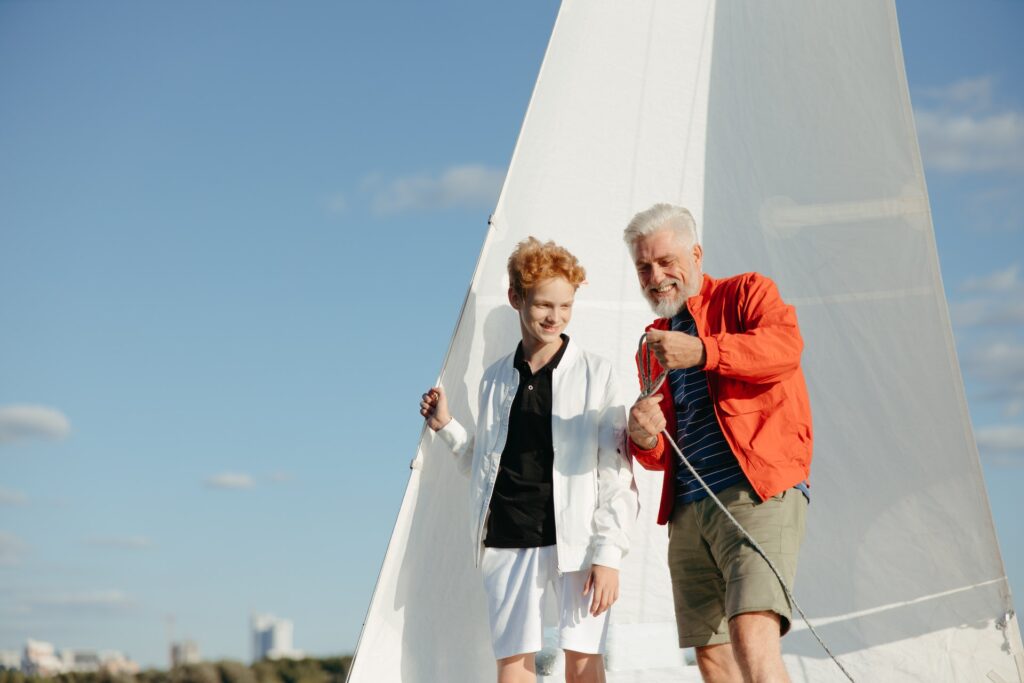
[701,334,720,372]
[629,432,663,459]
[592,544,624,570]
[436,417,468,452]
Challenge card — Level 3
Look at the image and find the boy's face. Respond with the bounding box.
[509,276,576,349]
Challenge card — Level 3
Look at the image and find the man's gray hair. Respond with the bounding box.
[623,203,699,256]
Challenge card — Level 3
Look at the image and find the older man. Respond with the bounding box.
[624,204,812,683]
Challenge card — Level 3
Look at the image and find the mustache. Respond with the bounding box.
[648,277,683,293]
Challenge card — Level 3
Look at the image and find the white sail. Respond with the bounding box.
[347,2,1023,682]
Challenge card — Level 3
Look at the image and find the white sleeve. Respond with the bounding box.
[591,368,639,569]
[435,417,474,478]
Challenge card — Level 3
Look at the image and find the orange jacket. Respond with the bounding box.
[630,272,813,525]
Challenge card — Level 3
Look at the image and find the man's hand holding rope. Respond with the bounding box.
[628,395,665,451]
[644,328,706,370]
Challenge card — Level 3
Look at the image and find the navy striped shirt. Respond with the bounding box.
[669,309,748,504]
[669,309,810,505]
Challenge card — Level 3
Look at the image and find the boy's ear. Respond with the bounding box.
[508,286,523,310]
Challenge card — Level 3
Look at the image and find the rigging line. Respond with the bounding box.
[637,333,856,683]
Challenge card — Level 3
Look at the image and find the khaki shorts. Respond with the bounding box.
[667,481,807,648]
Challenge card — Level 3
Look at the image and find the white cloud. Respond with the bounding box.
[960,341,1024,418]
[962,342,1024,385]
[325,192,348,216]
[0,405,71,445]
[918,76,994,112]
[1004,398,1024,418]
[269,472,293,483]
[967,340,1024,377]
[961,264,1020,293]
[366,164,504,214]
[914,76,1024,173]
[950,298,1024,328]
[0,531,26,566]
[975,425,1024,461]
[29,590,135,612]
[915,109,1024,172]
[85,536,153,550]
[0,488,27,506]
[204,472,255,490]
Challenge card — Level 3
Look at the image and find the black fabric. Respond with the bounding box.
[484,335,569,548]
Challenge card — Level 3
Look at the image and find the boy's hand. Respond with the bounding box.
[419,386,451,432]
[583,564,620,616]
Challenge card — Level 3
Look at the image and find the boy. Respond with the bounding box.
[420,237,637,683]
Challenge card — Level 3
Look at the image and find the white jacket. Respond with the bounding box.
[437,339,638,572]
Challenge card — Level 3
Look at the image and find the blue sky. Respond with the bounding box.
[1,0,1021,669]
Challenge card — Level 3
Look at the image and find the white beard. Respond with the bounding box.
[650,295,686,319]
[644,272,701,318]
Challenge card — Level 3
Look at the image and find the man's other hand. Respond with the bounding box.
[628,395,665,449]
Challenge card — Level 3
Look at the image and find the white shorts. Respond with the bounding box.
[480,545,610,660]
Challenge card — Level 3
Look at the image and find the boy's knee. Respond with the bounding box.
[563,650,604,683]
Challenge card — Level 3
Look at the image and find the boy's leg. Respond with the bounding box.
[497,653,536,683]
[563,650,605,683]
[481,547,548,672]
[554,561,610,683]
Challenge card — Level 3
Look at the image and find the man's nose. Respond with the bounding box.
[650,264,665,284]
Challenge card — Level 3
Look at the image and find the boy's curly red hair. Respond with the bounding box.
[507,237,586,296]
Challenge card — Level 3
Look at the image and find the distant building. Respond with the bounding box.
[98,651,140,675]
[23,639,65,677]
[171,640,201,667]
[0,651,20,672]
[60,649,101,673]
[19,640,138,676]
[250,613,303,662]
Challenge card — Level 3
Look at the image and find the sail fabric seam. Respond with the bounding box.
[787,577,1009,630]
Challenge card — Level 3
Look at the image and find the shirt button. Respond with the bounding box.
[528,385,534,390]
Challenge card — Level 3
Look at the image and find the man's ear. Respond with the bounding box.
[508,287,522,310]
[692,243,704,269]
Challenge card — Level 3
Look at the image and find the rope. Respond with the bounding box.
[637,333,855,682]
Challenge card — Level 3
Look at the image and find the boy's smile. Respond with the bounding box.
[509,276,575,355]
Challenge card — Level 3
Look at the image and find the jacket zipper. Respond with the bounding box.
[475,370,518,567]
[550,363,563,575]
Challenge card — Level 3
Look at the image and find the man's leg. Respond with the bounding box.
[729,611,789,683]
[497,653,536,683]
[668,501,735,678]
[563,650,604,683]
[694,643,742,683]
[708,485,806,683]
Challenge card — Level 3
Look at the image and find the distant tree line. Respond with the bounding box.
[0,657,353,683]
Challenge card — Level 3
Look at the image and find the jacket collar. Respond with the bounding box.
[501,334,580,375]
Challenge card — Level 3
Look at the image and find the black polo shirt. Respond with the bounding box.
[484,335,569,548]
